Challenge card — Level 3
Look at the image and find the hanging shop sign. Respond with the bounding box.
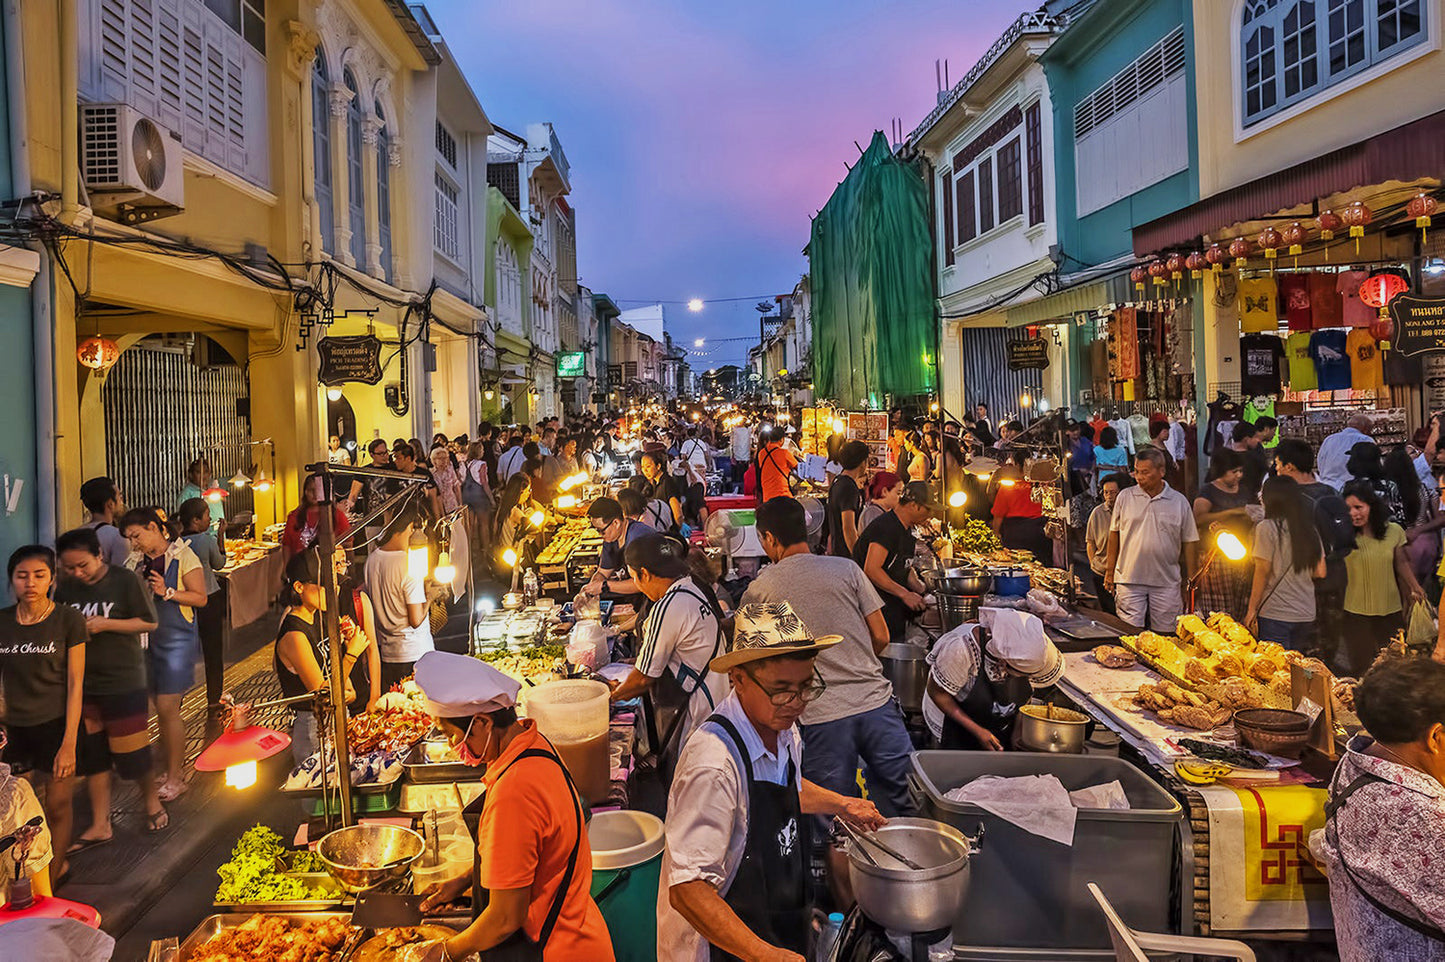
[1387,295,1445,356]
[317,334,384,385]
[1423,353,1445,413]
[1006,338,1050,371]
[556,351,586,378]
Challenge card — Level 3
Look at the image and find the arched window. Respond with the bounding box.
[495,239,521,333]
[1241,0,1426,126]
[344,69,365,267]
[312,52,333,253]
[375,101,393,284]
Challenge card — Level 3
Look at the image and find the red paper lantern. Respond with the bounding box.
[1130,266,1148,291]
[1407,192,1437,243]
[1185,251,1208,278]
[1358,271,1408,310]
[1281,221,1308,254]
[1369,314,1394,347]
[1228,237,1252,268]
[1257,227,1283,260]
[1317,209,1342,240]
[1204,243,1228,273]
[1147,259,1169,287]
[77,336,121,372]
[1165,253,1186,280]
[1340,201,1372,253]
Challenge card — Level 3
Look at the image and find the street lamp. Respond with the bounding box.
[688,298,705,312]
[694,337,705,347]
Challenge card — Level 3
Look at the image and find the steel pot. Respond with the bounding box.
[845,817,982,933]
[922,567,993,596]
[936,595,980,632]
[1014,704,1089,754]
[879,643,927,714]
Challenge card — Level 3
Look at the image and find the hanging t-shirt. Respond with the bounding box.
[1238,277,1279,333]
[1278,273,1313,331]
[1308,272,1343,329]
[1239,333,1285,397]
[1285,331,1317,391]
[1346,328,1384,392]
[1337,270,1373,328]
[1310,329,1351,391]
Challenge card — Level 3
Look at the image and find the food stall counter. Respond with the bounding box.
[216,540,283,630]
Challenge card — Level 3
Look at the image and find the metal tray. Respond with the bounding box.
[279,767,402,798]
[178,912,352,960]
[1050,617,1123,644]
[398,781,484,814]
[213,873,349,913]
[402,742,475,784]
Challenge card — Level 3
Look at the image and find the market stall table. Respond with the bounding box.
[216,541,283,631]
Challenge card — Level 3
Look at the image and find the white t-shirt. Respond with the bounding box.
[497,446,526,482]
[636,577,730,748]
[730,426,751,461]
[1109,483,1199,587]
[680,439,709,486]
[363,547,433,663]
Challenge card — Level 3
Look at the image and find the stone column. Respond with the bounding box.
[328,83,354,266]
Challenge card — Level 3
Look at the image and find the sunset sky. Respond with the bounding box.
[425,0,1036,367]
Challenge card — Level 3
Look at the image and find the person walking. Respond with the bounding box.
[1104,448,1200,632]
[1347,441,1405,524]
[429,446,463,516]
[120,507,207,802]
[1086,473,1131,615]
[826,440,870,558]
[0,546,86,886]
[1243,478,1326,651]
[363,511,444,690]
[747,497,917,822]
[1274,438,1355,663]
[1339,482,1424,674]
[1094,426,1130,474]
[754,425,798,504]
[177,498,227,714]
[1318,414,1374,492]
[55,527,168,852]
[79,477,130,566]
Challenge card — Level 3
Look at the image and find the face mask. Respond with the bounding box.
[455,717,493,768]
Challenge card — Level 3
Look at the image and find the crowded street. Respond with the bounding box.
[0,1,1443,960]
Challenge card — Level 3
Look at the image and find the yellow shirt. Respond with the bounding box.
[1346,328,1383,392]
[1238,277,1279,333]
[1344,522,1406,616]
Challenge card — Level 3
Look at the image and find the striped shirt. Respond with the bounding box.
[637,576,730,750]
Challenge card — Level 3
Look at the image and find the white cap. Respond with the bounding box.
[414,651,521,717]
[984,609,1064,688]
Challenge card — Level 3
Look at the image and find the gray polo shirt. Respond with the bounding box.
[1110,482,1198,587]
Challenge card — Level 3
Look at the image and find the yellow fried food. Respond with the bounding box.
[1176,614,1207,642]
[1193,630,1229,655]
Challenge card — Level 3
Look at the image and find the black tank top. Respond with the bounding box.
[273,610,328,699]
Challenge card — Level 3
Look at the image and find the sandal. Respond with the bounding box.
[147,808,169,833]
[66,834,113,855]
[157,779,188,802]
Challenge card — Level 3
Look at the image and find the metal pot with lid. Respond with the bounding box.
[1014,703,1090,754]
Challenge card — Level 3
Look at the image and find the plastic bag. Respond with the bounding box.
[1406,600,1437,653]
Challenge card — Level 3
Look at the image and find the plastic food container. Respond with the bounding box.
[522,680,612,803]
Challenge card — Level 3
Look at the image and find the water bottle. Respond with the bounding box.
[815,912,844,961]
[522,568,539,607]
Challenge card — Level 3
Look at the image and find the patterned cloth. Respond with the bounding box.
[1319,736,1445,960]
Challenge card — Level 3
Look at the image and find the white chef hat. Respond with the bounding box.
[414,651,521,718]
[983,609,1064,688]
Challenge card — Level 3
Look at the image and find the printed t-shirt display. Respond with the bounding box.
[1285,331,1317,390]
[1337,270,1373,328]
[1278,273,1313,331]
[1308,272,1343,329]
[1239,333,1285,396]
[1346,328,1384,392]
[1238,277,1279,333]
[1310,330,1352,391]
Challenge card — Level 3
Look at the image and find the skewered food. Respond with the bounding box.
[190,914,349,961]
[1091,645,1137,669]
[1178,737,1270,769]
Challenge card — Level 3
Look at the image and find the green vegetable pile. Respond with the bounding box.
[214,825,338,903]
[952,517,1001,554]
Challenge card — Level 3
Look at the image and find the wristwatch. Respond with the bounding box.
[164,587,176,601]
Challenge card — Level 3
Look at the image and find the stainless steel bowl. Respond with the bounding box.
[1015,704,1090,754]
[922,567,992,596]
[845,817,981,933]
[317,824,425,892]
[879,643,928,714]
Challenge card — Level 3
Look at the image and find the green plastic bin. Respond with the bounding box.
[588,810,664,962]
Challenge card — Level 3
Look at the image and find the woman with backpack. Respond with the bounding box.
[1244,478,1326,651]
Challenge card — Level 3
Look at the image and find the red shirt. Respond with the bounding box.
[478,722,615,960]
[991,482,1042,520]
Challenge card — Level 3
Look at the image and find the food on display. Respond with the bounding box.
[1130,681,1233,730]
[479,644,568,686]
[190,914,350,961]
[214,826,336,904]
[353,926,460,962]
[1091,645,1137,669]
[1177,737,1271,770]
[951,518,1002,555]
[1173,759,1235,785]
[348,702,432,754]
[219,539,279,571]
[284,749,404,791]
[1332,677,1358,712]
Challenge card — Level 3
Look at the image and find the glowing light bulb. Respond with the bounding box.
[253,471,273,493]
[225,760,258,790]
[326,386,343,402]
[831,419,846,434]
[1216,531,1248,562]
[998,478,1017,488]
[1019,393,1033,408]
[948,491,967,508]
[688,299,704,313]
[502,548,518,568]
[556,494,578,509]
[529,510,545,528]
[433,551,456,585]
[929,401,940,414]
[484,389,495,401]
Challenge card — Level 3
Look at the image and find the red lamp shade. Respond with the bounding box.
[77,336,121,372]
[1358,271,1408,310]
[195,723,291,772]
[201,484,228,503]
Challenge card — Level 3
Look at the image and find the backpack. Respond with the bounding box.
[1302,485,1353,592]
[461,460,488,509]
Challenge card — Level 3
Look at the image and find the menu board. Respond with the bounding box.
[799,407,830,457]
[847,412,890,471]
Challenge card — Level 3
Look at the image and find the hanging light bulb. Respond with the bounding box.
[502,547,519,568]
[253,470,273,493]
[325,385,343,402]
[433,550,456,585]
[229,469,251,489]
[202,484,227,504]
[407,529,431,581]
[948,490,967,508]
[225,760,259,790]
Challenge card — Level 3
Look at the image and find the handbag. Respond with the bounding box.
[429,596,450,635]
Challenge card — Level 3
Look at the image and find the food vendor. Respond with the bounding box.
[607,534,729,762]
[410,651,614,962]
[657,603,885,962]
[922,609,1064,750]
[581,497,650,603]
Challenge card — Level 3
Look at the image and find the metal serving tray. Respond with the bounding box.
[402,741,475,784]
[178,912,352,960]
[212,873,349,913]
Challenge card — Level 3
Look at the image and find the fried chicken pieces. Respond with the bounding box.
[1092,645,1137,669]
[192,915,349,962]
[1132,680,1234,730]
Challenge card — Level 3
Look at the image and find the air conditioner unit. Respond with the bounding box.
[80,103,185,220]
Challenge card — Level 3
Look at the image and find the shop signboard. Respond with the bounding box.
[1423,353,1445,413]
[556,351,586,378]
[1388,294,1445,356]
[317,334,384,385]
[1006,338,1050,371]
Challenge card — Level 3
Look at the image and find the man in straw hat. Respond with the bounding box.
[657,602,886,962]
[406,651,614,962]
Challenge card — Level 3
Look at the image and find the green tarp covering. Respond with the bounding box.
[810,131,936,409]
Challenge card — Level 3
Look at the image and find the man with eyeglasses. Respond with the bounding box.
[658,602,885,962]
[344,441,402,550]
[581,498,650,603]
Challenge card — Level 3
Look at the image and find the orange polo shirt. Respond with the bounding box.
[478,721,615,960]
[757,442,798,502]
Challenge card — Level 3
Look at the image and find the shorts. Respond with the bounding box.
[148,628,199,696]
[1,715,68,777]
[78,690,153,780]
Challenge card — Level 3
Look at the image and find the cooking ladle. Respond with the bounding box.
[834,817,924,871]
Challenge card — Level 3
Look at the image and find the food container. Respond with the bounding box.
[316,824,425,892]
[402,740,477,784]
[521,680,612,803]
[992,569,1032,597]
[844,817,981,933]
[178,913,352,961]
[937,594,980,632]
[923,566,993,596]
[1014,704,1090,754]
[879,644,928,714]
[1233,708,1310,759]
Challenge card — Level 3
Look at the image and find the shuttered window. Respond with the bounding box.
[312,53,332,253]
[940,170,954,266]
[1025,102,1043,226]
[84,0,267,186]
[996,138,1022,222]
[435,172,459,259]
[956,170,976,245]
[977,157,994,234]
[343,70,365,268]
[376,102,392,284]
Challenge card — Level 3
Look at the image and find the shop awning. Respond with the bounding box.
[1133,108,1445,255]
[1004,272,1133,327]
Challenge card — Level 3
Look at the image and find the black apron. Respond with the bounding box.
[642,583,725,765]
[939,657,1030,751]
[705,714,810,961]
[460,744,583,961]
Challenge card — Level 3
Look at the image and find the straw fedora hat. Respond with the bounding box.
[710,602,841,673]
